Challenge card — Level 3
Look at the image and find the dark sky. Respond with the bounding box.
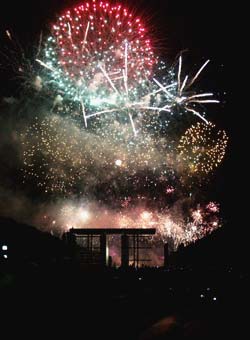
[0,1,243,244]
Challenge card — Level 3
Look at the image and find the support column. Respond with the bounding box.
[121,234,129,268]
[100,234,107,266]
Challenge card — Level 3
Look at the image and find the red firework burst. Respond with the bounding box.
[50,0,156,83]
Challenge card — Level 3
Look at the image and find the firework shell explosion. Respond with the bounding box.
[46,1,155,82]
[178,122,228,175]
[2,0,229,252]
[36,0,159,132]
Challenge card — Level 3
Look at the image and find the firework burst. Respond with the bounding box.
[36,0,156,131]
[178,122,228,175]
[151,55,220,124]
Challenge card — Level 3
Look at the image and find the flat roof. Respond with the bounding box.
[68,228,156,235]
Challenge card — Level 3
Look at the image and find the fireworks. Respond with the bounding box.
[115,159,122,167]
[206,201,220,213]
[1,0,229,255]
[21,113,178,195]
[46,1,154,81]
[37,0,157,131]
[151,55,219,124]
[178,122,228,175]
[50,201,221,248]
[21,115,88,193]
[7,1,220,135]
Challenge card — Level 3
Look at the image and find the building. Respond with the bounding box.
[63,228,156,267]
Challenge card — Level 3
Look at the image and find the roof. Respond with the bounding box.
[68,228,156,235]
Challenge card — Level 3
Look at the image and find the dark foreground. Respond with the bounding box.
[1,262,248,339]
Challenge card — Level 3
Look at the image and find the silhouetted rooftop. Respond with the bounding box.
[68,228,156,235]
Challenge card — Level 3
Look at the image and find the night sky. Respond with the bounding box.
[0,1,243,253]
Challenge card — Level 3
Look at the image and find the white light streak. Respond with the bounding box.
[36,59,55,72]
[99,64,119,94]
[186,108,209,124]
[82,21,90,49]
[188,59,210,87]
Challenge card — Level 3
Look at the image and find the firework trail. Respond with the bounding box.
[152,55,219,124]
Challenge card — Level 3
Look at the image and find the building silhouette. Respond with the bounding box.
[63,228,156,267]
